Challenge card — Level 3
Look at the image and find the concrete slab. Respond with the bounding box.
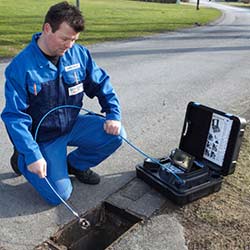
[106,178,187,250]
[110,214,188,250]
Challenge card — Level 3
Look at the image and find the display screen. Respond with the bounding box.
[170,148,194,171]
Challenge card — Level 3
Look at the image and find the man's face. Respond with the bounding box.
[44,21,80,56]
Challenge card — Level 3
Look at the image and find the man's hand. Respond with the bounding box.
[27,158,47,178]
[104,120,121,135]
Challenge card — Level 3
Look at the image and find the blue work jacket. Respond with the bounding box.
[1,33,121,166]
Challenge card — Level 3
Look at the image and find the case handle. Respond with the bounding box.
[182,120,191,137]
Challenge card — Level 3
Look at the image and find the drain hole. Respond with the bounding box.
[36,201,142,250]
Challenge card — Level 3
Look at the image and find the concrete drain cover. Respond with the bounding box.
[35,201,142,250]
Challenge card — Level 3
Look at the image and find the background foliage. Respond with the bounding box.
[0,0,221,58]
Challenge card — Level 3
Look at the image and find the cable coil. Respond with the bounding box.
[34,105,184,224]
[35,104,184,184]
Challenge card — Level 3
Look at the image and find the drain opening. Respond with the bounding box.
[36,201,142,250]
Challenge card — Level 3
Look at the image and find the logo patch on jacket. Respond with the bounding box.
[68,83,83,96]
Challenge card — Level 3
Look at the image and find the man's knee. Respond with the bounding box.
[41,179,72,206]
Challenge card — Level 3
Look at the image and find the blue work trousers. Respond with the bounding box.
[18,114,126,205]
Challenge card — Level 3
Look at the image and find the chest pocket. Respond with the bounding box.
[26,70,59,108]
[27,71,47,97]
[62,64,86,83]
[62,65,86,98]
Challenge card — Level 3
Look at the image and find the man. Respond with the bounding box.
[1,1,126,205]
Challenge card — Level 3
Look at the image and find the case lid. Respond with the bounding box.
[179,102,246,176]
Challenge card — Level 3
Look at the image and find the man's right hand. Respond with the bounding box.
[27,158,47,178]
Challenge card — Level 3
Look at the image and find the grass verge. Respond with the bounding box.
[177,123,250,250]
[0,0,221,58]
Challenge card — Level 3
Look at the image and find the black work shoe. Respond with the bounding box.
[10,149,22,176]
[68,163,100,185]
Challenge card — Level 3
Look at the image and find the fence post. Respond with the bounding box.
[76,0,80,9]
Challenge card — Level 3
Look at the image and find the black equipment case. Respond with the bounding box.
[136,102,246,205]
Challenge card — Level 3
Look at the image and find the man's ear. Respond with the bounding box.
[43,23,52,34]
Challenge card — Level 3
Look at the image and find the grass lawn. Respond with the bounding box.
[0,0,221,58]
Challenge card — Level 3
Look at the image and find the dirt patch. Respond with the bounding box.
[175,124,250,250]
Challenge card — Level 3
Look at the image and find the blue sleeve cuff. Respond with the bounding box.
[106,112,121,121]
[25,148,43,166]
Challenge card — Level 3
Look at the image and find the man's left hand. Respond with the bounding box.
[104,120,121,135]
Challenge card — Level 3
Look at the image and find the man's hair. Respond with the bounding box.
[43,1,84,33]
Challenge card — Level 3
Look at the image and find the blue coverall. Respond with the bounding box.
[1,33,126,205]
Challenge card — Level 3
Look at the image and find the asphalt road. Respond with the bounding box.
[0,1,250,249]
